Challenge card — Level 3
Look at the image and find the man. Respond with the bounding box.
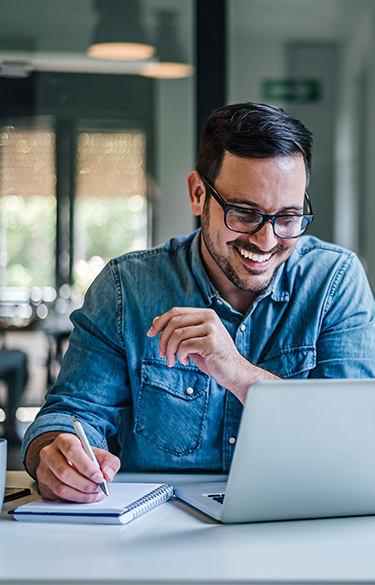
[22,103,375,503]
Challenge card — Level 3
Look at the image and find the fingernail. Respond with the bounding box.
[92,472,103,483]
[104,467,115,481]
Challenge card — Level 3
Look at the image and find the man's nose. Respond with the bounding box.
[248,220,278,250]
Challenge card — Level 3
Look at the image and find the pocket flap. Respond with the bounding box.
[141,359,209,400]
[257,346,316,378]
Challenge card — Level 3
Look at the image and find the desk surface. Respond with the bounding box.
[2,471,375,585]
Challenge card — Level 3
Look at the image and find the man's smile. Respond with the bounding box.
[238,247,272,263]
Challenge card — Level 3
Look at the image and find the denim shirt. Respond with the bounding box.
[22,232,375,472]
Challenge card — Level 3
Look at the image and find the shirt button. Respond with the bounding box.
[185,387,194,396]
[228,437,236,445]
[217,299,223,305]
[240,324,246,332]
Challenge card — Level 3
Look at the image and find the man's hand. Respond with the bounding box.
[25,431,121,503]
[147,307,278,403]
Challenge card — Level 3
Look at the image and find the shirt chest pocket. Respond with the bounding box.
[257,346,316,378]
[134,360,210,456]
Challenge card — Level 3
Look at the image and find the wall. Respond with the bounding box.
[287,42,339,244]
[228,39,286,104]
[334,0,375,291]
[149,0,196,247]
[154,75,196,246]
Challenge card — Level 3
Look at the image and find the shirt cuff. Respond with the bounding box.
[21,412,108,466]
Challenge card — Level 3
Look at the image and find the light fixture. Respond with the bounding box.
[141,11,195,79]
[87,0,155,61]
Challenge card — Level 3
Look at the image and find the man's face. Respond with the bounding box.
[194,152,307,301]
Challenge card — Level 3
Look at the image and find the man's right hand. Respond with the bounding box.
[25,431,121,503]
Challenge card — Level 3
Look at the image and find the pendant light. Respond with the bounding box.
[87,0,155,61]
[141,11,194,79]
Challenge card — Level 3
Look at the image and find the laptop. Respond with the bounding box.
[174,379,375,523]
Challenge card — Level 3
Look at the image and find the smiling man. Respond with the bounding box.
[22,103,375,502]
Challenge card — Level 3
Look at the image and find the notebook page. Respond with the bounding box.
[13,483,166,516]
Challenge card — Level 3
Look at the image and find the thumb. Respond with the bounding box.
[94,449,121,482]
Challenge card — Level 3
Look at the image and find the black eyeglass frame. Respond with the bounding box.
[202,176,314,239]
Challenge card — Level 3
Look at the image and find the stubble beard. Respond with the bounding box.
[200,203,289,294]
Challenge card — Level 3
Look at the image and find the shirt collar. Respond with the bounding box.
[268,260,290,302]
[190,230,218,306]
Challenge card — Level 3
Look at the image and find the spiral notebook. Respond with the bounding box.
[11,482,174,525]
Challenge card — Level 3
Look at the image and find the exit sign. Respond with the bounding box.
[262,79,323,103]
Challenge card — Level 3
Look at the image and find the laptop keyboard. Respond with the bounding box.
[206,493,225,504]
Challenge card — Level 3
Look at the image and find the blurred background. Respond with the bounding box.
[0,0,374,467]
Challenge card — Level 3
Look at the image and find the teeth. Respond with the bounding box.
[239,248,272,263]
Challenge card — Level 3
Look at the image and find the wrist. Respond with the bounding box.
[24,431,63,480]
[227,357,280,404]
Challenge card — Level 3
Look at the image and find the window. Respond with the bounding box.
[0,119,149,301]
[74,129,148,291]
[0,122,56,289]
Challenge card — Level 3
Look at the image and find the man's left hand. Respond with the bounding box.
[147,307,278,404]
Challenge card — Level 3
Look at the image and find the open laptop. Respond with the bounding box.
[174,379,375,523]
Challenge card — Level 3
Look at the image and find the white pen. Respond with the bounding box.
[71,414,110,497]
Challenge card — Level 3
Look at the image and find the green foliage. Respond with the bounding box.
[74,195,147,261]
[0,194,148,292]
[0,195,56,287]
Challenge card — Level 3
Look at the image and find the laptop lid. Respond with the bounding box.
[175,379,375,523]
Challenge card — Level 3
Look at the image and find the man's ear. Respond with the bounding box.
[187,171,206,217]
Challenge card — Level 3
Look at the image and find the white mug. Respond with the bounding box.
[0,439,7,507]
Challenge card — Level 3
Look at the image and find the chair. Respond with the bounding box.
[0,348,28,442]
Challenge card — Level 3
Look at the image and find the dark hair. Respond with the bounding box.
[196,102,313,186]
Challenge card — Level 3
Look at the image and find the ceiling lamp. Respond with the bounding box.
[141,11,195,79]
[87,0,155,61]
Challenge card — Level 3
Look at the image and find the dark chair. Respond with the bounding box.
[0,348,28,442]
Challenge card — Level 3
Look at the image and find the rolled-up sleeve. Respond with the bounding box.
[22,261,130,463]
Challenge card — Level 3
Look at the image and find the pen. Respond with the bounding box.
[71,414,110,497]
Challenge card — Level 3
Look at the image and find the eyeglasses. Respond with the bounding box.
[202,177,314,239]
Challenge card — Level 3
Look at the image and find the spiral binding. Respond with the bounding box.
[124,484,174,520]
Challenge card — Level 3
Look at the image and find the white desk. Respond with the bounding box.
[2,471,375,585]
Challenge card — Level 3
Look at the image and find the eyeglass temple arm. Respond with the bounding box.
[305,192,313,215]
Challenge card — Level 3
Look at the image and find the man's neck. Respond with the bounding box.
[215,281,257,315]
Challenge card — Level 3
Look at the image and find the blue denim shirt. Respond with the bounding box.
[22,232,375,472]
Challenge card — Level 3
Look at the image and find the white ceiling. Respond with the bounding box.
[0,0,193,74]
[229,0,369,42]
[0,0,368,73]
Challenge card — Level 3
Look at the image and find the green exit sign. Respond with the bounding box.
[262,79,323,103]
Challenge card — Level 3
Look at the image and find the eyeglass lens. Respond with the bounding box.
[226,208,309,238]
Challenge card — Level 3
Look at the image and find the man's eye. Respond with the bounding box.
[230,210,260,224]
[276,216,300,226]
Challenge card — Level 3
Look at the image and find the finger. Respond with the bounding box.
[146,315,160,336]
[176,337,212,367]
[94,449,121,482]
[55,434,105,484]
[37,480,60,501]
[37,466,104,503]
[147,308,200,337]
[162,324,207,367]
[158,313,205,358]
[40,436,103,494]
[40,442,103,495]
